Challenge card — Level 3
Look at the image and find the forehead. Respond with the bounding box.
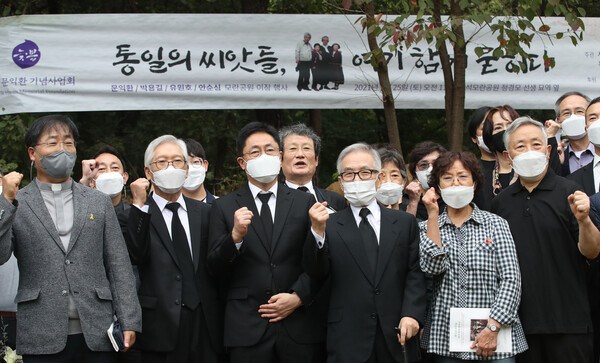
[284,134,314,146]
[39,124,72,139]
[509,124,544,142]
[244,131,277,149]
[492,110,510,123]
[382,161,401,172]
[443,160,468,173]
[95,153,122,167]
[153,142,184,158]
[341,150,374,169]
[587,103,600,116]
[420,151,440,162]
[560,95,588,110]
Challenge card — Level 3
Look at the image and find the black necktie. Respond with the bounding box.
[165,203,200,309]
[257,192,273,246]
[359,207,378,278]
[297,186,309,193]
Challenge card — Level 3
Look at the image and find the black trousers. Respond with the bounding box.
[297,61,311,90]
[229,323,325,363]
[515,333,594,363]
[22,334,116,363]
[141,305,219,363]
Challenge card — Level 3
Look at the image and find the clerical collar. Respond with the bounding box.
[36,178,73,192]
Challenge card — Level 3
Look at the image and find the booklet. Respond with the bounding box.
[448,307,512,353]
[107,320,125,352]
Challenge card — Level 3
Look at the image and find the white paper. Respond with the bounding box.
[449,307,512,353]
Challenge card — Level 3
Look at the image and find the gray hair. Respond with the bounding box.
[321,35,329,41]
[503,116,548,150]
[279,123,321,156]
[304,32,311,38]
[336,143,382,174]
[144,135,188,168]
[554,91,590,117]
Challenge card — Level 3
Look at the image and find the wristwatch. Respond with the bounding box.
[486,323,500,332]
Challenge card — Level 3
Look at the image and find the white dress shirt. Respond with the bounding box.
[594,153,600,194]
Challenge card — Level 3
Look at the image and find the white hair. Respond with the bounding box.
[503,116,548,150]
[336,143,381,174]
[144,135,188,168]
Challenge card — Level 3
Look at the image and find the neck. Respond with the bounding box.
[182,184,207,201]
[569,136,590,152]
[286,176,312,187]
[496,152,512,173]
[480,149,495,161]
[519,167,548,193]
[110,194,122,207]
[447,205,473,228]
[595,145,600,157]
[249,178,277,192]
[154,189,182,202]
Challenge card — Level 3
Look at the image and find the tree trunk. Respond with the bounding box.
[310,109,322,135]
[433,0,455,148]
[449,0,466,151]
[364,2,403,157]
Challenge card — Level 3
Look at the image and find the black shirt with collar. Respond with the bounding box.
[492,168,591,335]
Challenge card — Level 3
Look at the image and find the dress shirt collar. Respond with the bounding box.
[37,178,73,192]
[248,181,278,200]
[594,152,600,168]
[567,141,595,157]
[152,192,187,212]
[349,198,380,225]
[285,180,314,194]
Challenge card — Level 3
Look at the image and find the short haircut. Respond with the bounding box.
[93,145,127,173]
[184,138,206,160]
[482,105,519,153]
[322,36,329,41]
[144,135,188,168]
[467,106,491,139]
[554,91,590,117]
[304,32,311,38]
[503,116,548,150]
[374,144,407,179]
[332,43,341,49]
[236,122,280,157]
[25,114,79,148]
[587,96,600,111]
[336,143,381,174]
[407,141,447,179]
[429,151,484,195]
[279,123,321,156]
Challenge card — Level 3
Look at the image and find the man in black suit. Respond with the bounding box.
[208,122,324,363]
[309,143,426,363]
[568,97,600,196]
[127,135,222,363]
[554,91,593,176]
[280,123,346,212]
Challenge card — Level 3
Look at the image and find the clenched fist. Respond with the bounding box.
[130,178,150,208]
[2,172,23,203]
[232,207,254,243]
[309,202,329,237]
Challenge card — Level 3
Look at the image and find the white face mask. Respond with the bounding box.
[511,151,548,180]
[245,154,281,184]
[416,167,432,190]
[151,166,187,194]
[561,114,587,140]
[94,172,124,198]
[0,186,2,195]
[376,182,403,206]
[440,185,474,209]
[587,121,600,147]
[477,135,492,154]
[183,164,206,191]
[342,179,377,207]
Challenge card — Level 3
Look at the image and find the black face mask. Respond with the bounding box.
[491,131,506,153]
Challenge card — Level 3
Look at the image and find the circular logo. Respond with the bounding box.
[12,40,41,69]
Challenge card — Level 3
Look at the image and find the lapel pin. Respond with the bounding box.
[90,213,94,220]
[485,238,492,244]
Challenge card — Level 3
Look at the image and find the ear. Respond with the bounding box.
[144,167,152,180]
[315,155,319,167]
[546,144,552,160]
[502,150,511,165]
[471,137,478,145]
[237,157,246,170]
[203,160,209,171]
[123,172,129,184]
[338,176,344,193]
[90,179,96,188]
[28,147,36,162]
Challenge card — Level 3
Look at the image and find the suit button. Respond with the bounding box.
[265,290,272,296]
[370,313,377,319]
[65,259,71,265]
[270,263,276,269]
[175,299,180,305]
[374,289,380,295]
[62,290,68,296]
[175,275,182,281]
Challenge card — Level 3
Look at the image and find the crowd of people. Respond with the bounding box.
[1,90,600,363]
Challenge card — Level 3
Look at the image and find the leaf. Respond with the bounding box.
[492,47,504,58]
[342,0,352,10]
[354,16,363,25]
[375,13,383,23]
[474,47,484,58]
[2,5,11,17]
[556,32,563,39]
[578,7,586,17]
[518,20,526,31]
[393,31,399,44]
[539,24,550,32]
[411,0,418,7]
[413,25,420,32]
[570,35,578,46]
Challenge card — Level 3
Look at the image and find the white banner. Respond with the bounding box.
[0,14,599,114]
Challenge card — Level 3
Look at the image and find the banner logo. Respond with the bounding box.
[12,40,41,69]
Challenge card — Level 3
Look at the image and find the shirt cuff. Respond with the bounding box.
[311,227,325,249]
[133,204,149,213]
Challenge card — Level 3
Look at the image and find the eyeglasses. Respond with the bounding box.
[151,158,186,170]
[416,161,435,171]
[340,169,378,182]
[440,174,472,185]
[243,147,280,160]
[35,141,76,151]
[189,157,205,166]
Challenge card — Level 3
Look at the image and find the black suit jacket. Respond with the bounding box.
[567,161,596,196]
[314,206,426,363]
[207,183,322,347]
[126,195,222,354]
[315,187,347,212]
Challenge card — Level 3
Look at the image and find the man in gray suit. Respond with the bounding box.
[0,115,141,362]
